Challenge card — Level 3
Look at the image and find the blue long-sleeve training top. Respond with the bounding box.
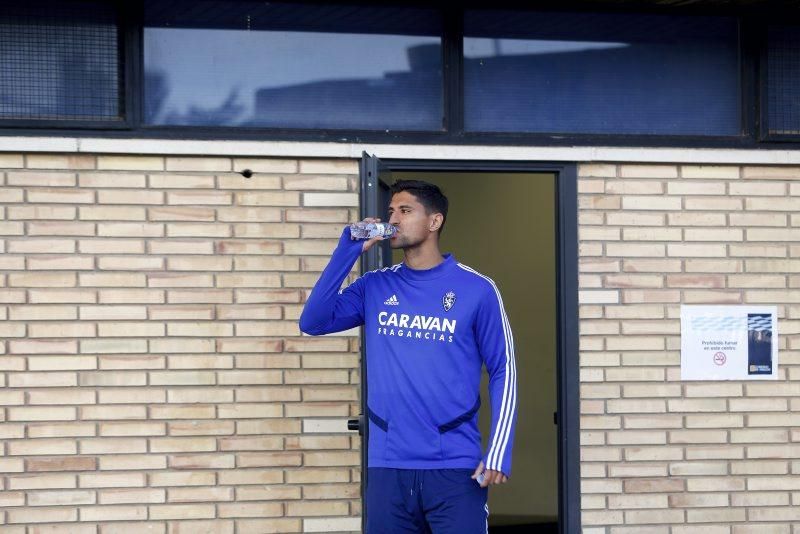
[299,227,517,476]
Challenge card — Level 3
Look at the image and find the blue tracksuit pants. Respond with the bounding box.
[366,468,489,533]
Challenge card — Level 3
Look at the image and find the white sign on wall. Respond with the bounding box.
[680,305,778,381]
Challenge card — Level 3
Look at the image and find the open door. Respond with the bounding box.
[350,152,393,533]
[354,154,580,534]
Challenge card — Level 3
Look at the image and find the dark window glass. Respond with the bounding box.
[144,1,443,130]
[766,26,800,136]
[0,0,122,121]
[463,10,741,136]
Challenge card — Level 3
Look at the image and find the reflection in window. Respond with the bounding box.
[0,0,121,121]
[766,26,800,136]
[144,1,443,130]
[464,10,741,135]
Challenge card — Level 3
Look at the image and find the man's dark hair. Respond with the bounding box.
[390,179,449,235]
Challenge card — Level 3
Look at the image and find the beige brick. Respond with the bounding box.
[216,502,284,519]
[167,190,232,205]
[684,228,743,241]
[286,208,349,223]
[80,206,147,220]
[81,339,148,354]
[28,356,97,370]
[685,197,743,210]
[165,520,233,534]
[27,456,96,472]
[79,306,147,321]
[149,504,216,520]
[8,205,77,220]
[686,414,744,428]
[79,472,146,489]
[605,180,663,195]
[79,241,146,255]
[732,493,790,508]
[667,212,727,226]
[148,174,215,189]
[100,422,166,436]
[748,228,800,241]
[234,158,298,173]
[667,243,727,257]
[619,165,678,178]
[80,505,148,521]
[621,227,682,241]
[28,388,95,404]
[625,509,688,526]
[92,156,162,171]
[169,454,235,470]
[28,188,94,204]
[218,174,282,190]
[164,157,230,172]
[302,192,358,207]
[168,486,234,502]
[6,506,78,523]
[608,493,668,509]
[284,174,349,190]
[7,438,77,455]
[148,206,215,222]
[606,243,665,257]
[729,398,787,412]
[149,437,216,453]
[98,488,165,505]
[746,197,800,211]
[0,187,24,202]
[7,238,76,254]
[99,289,164,303]
[216,207,282,224]
[685,445,744,460]
[8,372,77,387]
[98,189,164,205]
[729,212,788,226]
[299,159,357,174]
[0,221,25,236]
[0,153,24,167]
[168,421,234,436]
[150,405,216,420]
[668,181,727,195]
[681,165,740,179]
[236,191,299,206]
[9,272,77,287]
[80,405,146,420]
[236,451,302,468]
[78,173,146,190]
[149,471,215,487]
[237,485,302,501]
[579,163,617,177]
[98,222,164,237]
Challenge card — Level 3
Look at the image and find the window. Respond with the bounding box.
[463,10,742,136]
[0,0,122,122]
[143,1,443,130]
[765,25,800,137]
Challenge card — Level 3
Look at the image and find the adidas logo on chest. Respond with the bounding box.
[384,294,400,306]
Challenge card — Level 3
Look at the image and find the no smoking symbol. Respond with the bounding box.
[713,352,727,366]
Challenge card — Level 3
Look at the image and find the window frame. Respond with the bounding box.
[758,21,800,143]
[2,0,800,149]
[0,0,133,129]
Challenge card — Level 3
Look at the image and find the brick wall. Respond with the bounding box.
[578,164,800,534]
[4,155,799,533]
[0,153,362,533]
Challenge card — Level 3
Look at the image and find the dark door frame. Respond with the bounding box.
[355,154,580,534]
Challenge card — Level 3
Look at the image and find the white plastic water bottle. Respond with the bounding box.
[349,222,397,240]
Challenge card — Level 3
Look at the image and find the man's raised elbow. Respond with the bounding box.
[298,314,322,336]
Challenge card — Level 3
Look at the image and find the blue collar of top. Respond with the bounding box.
[398,253,456,281]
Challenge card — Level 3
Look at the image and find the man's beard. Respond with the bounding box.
[390,233,423,250]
